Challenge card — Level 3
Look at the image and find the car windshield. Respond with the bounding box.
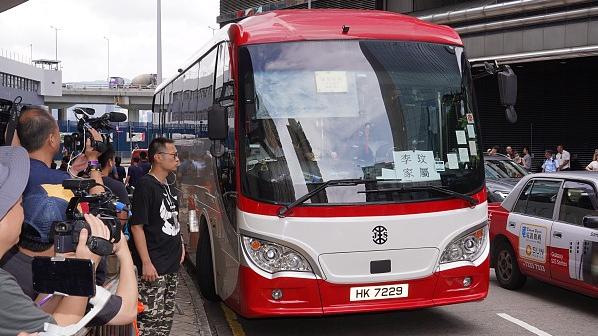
[239,40,484,205]
[486,158,528,179]
[485,163,507,179]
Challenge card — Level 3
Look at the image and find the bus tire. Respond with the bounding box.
[197,224,220,302]
[495,240,526,290]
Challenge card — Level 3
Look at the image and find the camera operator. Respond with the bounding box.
[17,107,106,196]
[0,146,111,334]
[1,107,137,326]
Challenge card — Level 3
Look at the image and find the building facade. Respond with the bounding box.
[218,0,598,170]
[0,56,62,106]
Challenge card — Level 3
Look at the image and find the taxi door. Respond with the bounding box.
[551,180,598,293]
[508,179,562,279]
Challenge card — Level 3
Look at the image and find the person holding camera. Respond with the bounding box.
[0,146,112,335]
[99,144,130,210]
[130,137,183,336]
[1,107,138,327]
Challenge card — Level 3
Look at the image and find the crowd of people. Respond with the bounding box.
[0,106,183,336]
[486,144,598,173]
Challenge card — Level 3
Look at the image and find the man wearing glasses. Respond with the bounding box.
[129,137,184,336]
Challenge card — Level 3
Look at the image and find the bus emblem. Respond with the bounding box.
[372,226,388,245]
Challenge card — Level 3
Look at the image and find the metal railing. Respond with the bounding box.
[62,83,156,90]
[0,48,33,64]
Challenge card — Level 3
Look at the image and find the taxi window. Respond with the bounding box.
[514,179,561,219]
[513,180,533,213]
[558,181,598,226]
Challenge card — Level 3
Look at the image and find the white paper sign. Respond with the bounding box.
[435,161,446,172]
[456,130,467,145]
[469,141,478,156]
[447,153,459,169]
[458,148,470,162]
[467,124,476,138]
[393,150,441,182]
[315,71,348,93]
[466,113,474,123]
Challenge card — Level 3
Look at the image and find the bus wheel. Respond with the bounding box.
[197,224,220,302]
[495,241,526,290]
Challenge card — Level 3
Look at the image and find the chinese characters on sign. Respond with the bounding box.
[378,150,441,182]
[519,224,547,263]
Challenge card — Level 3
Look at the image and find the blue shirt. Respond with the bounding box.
[542,158,559,173]
[22,159,71,243]
[127,164,144,188]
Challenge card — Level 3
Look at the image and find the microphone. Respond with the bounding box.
[103,112,127,122]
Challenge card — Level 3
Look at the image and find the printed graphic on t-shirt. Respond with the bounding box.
[160,192,180,236]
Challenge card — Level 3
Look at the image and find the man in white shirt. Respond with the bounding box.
[556,145,571,171]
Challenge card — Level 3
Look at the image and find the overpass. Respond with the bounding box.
[44,86,154,121]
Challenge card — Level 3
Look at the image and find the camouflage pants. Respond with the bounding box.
[137,273,178,336]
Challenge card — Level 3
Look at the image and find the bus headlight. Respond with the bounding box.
[242,236,312,273]
[440,224,487,264]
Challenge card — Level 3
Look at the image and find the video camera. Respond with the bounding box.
[0,97,19,146]
[51,178,125,256]
[63,107,127,155]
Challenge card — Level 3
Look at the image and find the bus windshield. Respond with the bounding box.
[239,40,484,205]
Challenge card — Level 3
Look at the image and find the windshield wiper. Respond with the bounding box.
[358,185,479,207]
[277,178,378,218]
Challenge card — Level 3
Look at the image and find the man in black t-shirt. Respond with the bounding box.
[130,137,183,336]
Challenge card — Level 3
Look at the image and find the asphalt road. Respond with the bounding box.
[199,270,597,336]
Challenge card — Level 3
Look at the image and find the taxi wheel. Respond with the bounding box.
[197,224,220,302]
[495,241,526,290]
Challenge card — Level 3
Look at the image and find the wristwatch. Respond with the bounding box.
[86,160,102,173]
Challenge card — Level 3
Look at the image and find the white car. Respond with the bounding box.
[489,171,598,297]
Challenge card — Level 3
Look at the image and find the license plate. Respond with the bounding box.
[349,284,409,302]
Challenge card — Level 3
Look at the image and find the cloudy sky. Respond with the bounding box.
[0,0,219,83]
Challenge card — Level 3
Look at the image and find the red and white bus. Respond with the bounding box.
[153,10,506,317]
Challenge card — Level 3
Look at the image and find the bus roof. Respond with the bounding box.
[233,9,462,46]
[156,9,462,93]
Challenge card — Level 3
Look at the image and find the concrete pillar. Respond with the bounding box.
[58,108,68,121]
[128,108,139,122]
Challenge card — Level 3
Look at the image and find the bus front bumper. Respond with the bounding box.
[231,257,489,318]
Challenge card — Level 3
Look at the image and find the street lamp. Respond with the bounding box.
[208,26,217,36]
[50,25,61,61]
[157,0,162,84]
[104,36,110,86]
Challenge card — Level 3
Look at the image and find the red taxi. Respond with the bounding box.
[489,172,598,297]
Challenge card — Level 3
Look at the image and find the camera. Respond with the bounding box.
[0,97,19,146]
[63,107,127,155]
[51,178,123,256]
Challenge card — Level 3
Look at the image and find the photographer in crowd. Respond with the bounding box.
[1,107,137,326]
[99,144,130,209]
[0,146,111,334]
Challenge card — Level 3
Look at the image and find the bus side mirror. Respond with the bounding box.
[208,104,228,158]
[208,104,228,141]
[582,216,598,229]
[497,66,518,123]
